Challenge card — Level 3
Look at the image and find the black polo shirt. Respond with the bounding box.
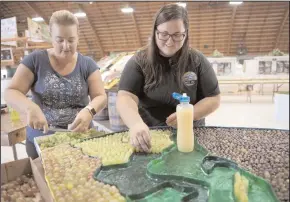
[118,48,220,127]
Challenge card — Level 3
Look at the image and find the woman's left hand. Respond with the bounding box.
[166,112,177,128]
[68,108,93,132]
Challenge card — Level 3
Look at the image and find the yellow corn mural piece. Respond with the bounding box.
[234,172,249,202]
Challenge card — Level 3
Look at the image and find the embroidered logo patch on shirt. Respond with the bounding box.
[182,71,197,86]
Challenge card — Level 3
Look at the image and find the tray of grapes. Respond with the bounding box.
[38,126,289,202]
[34,128,106,157]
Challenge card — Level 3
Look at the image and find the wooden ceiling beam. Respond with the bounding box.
[274,6,289,49]
[233,5,254,55]
[25,2,49,25]
[19,3,32,19]
[197,7,201,50]
[226,6,237,55]
[0,3,14,18]
[258,5,271,53]
[77,4,104,57]
[94,3,116,48]
[128,3,142,47]
[212,7,219,52]
[78,28,91,55]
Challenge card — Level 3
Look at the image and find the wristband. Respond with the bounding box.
[85,106,96,117]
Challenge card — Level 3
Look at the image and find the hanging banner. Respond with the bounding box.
[27,17,51,43]
[1,17,18,46]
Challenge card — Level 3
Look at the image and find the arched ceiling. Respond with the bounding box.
[0,1,289,61]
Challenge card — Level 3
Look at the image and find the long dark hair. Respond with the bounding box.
[136,4,189,92]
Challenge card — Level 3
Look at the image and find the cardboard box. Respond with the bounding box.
[1,158,53,202]
[1,158,31,184]
[31,158,53,202]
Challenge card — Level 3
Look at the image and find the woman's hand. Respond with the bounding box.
[68,108,93,132]
[129,122,151,152]
[166,112,177,128]
[26,105,48,133]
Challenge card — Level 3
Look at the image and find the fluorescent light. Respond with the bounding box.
[89,2,93,4]
[32,17,44,22]
[121,7,134,13]
[74,12,86,18]
[176,2,187,8]
[229,1,243,5]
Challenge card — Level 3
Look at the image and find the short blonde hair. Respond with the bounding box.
[49,10,79,32]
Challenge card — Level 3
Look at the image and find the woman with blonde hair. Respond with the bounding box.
[4,10,107,159]
[117,4,220,152]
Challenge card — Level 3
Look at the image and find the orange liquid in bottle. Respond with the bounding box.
[176,101,194,153]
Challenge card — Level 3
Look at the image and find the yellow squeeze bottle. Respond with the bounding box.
[173,93,194,152]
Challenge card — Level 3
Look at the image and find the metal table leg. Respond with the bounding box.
[12,144,18,160]
[272,84,276,102]
[277,84,284,92]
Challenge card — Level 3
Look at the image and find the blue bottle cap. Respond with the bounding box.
[172,92,190,103]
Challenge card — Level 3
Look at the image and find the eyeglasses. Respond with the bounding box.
[156,29,186,42]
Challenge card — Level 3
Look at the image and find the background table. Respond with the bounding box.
[1,110,27,160]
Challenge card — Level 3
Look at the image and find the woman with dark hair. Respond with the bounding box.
[117,4,220,152]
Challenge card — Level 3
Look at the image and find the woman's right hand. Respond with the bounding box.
[129,122,151,152]
[26,104,48,133]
